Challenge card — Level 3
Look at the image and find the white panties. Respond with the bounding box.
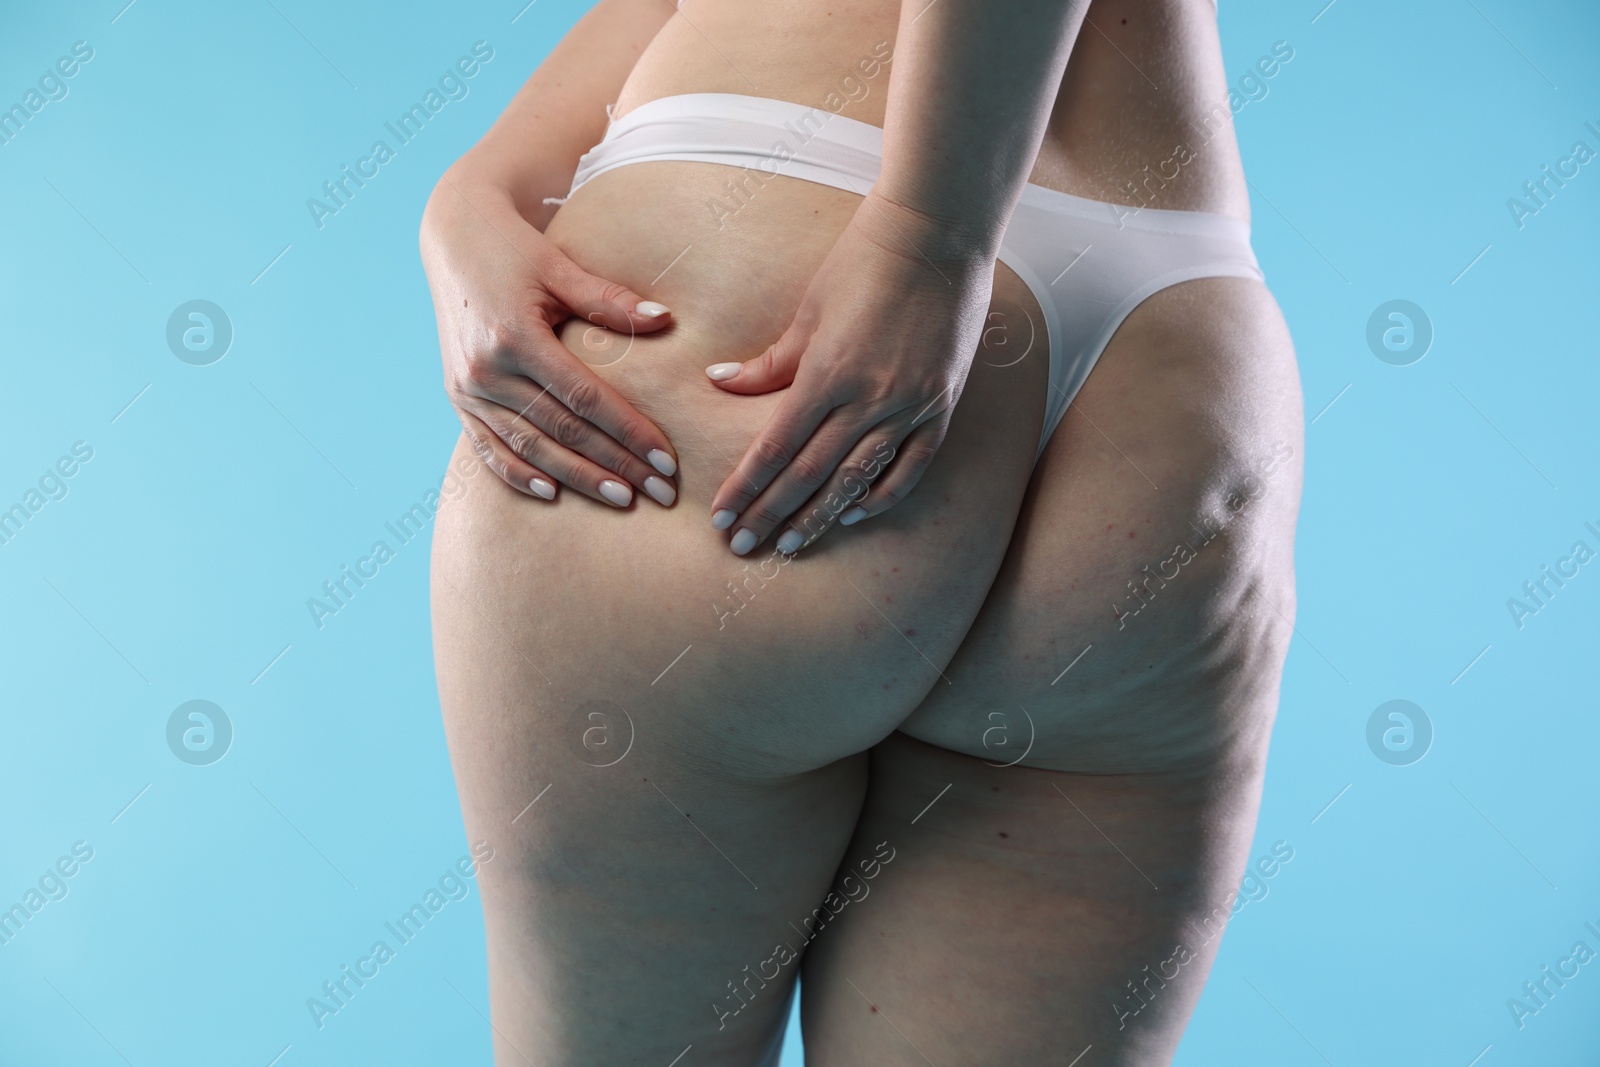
[566,93,1264,461]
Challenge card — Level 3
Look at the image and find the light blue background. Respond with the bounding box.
[1,1,1595,1064]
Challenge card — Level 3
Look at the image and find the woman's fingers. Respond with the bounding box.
[543,254,676,337]
[834,418,948,528]
[704,323,807,395]
[477,319,681,483]
[457,408,560,501]
[717,409,871,555]
[464,399,665,509]
[535,328,681,479]
[767,429,905,553]
[709,384,836,526]
[708,379,954,554]
[487,375,678,505]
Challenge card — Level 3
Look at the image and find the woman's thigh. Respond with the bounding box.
[428,161,1051,1062]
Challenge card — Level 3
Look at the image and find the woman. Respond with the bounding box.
[423,0,1303,1063]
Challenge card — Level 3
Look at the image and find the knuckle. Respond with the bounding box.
[545,406,588,449]
[488,456,516,486]
[869,378,902,408]
[752,436,792,469]
[483,318,527,360]
[459,356,498,391]
[786,453,829,488]
[599,402,650,450]
[562,376,602,422]
[900,442,939,472]
[611,420,649,457]
[465,431,495,466]
[550,455,590,491]
[498,419,544,461]
[465,434,514,484]
[595,280,630,309]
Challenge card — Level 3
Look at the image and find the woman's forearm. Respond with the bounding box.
[436,0,674,228]
[872,0,1088,258]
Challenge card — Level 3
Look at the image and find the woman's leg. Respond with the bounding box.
[429,157,1053,1063]
[800,735,1268,1067]
[800,277,1304,1065]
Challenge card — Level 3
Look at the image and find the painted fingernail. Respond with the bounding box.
[528,477,556,500]
[706,362,742,381]
[599,479,633,507]
[635,300,671,318]
[839,506,868,526]
[647,448,677,476]
[730,528,758,555]
[776,529,804,554]
[711,509,738,530]
[644,476,676,506]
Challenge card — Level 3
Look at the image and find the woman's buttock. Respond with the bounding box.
[432,0,1302,781]
[431,154,1053,777]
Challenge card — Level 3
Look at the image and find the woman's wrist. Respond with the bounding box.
[853,188,1003,279]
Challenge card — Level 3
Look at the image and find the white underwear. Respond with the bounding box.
[566,93,1264,461]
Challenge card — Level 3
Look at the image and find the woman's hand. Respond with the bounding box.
[421,174,681,508]
[705,192,998,554]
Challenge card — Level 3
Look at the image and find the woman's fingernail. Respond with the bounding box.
[647,448,677,476]
[528,477,556,500]
[776,530,804,554]
[839,506,868,526]
[706,362,742,381]
[644,476,676,506]
[711,509,738,530]
[599,479,633,507]
[730,528,758,555]
[635,300,670,318]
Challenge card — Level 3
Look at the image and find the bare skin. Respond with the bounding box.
[428,0,1303,1063]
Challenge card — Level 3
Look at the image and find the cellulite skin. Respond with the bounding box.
[429,1,1303,1063]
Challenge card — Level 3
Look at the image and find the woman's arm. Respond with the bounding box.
[704,1,1089,552]
[436,0,672,228]
[422,0,685,506]
[873,0,1087,253]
